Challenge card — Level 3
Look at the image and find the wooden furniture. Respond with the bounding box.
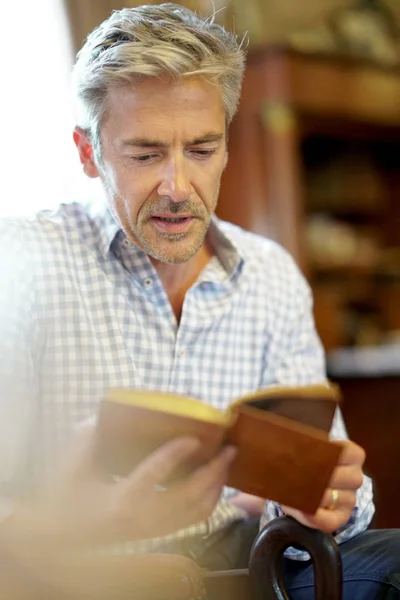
[330,368,400,529]
[248,516,342,600]
[217,46,400,352]
[205,516,342,600]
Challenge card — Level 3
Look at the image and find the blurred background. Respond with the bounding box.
[3,0,400,528]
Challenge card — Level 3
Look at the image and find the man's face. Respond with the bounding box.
[95,77,227,264]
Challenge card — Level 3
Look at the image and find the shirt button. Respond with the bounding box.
[122,238,131,248]
[144,277,153,288]
[179,349,185,357]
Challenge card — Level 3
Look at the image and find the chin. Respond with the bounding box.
[141,231,205,265]
[153,248,199,265]
[163,254,194,265]
[146,239,200,264]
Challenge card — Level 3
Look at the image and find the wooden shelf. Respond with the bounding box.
[307,204,383,219]
[242,47,400,128]
[218,47,400,270]
[311,263,378,278]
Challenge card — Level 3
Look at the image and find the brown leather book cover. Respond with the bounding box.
[95,383,342,514]
[226,406,342,512]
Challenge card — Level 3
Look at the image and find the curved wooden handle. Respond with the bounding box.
[249,516,342,600]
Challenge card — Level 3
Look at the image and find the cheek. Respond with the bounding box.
[103,166,148,211]
[197,164,224,202]
[99,160,122,196]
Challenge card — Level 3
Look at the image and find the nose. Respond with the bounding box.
[157,155,192,203]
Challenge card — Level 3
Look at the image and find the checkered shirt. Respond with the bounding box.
[0,200,374,560]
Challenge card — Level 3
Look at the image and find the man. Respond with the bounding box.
[0,3,399,598]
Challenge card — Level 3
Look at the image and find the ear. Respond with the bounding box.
[73,126,99,179]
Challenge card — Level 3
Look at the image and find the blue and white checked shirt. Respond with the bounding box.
[0,200,374,559]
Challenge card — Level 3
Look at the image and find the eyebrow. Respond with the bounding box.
[190,133,224,145]
[120,133,224,149]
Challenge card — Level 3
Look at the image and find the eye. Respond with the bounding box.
[190,149,217,159]
[130,154,159,163]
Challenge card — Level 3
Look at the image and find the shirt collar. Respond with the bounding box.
[204,215,243,282]
[87,199,121,259]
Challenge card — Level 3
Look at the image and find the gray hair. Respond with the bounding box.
[72,3,246,161]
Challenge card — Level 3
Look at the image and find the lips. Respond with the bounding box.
[152,216,190,223]
[152,213,193,221]
[150,214,194,233]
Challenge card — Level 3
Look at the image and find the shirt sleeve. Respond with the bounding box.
[0,221,40,511]
[259,254,375,560]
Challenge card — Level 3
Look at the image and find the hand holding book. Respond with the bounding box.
[281,439,366,533]
[94,383,343,514]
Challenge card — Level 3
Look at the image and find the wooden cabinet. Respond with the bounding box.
[217,46,400,351]
[332,373,400,530]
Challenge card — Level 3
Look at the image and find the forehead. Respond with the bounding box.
[101,76,226,140]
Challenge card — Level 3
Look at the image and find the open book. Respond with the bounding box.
[95,383,343,513]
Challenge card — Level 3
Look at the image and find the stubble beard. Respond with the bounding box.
[136,212,211,264]
[124,197,207,264]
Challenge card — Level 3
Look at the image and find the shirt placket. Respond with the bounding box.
[169,304,194,397]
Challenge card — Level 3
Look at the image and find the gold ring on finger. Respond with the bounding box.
[328,489,339,511]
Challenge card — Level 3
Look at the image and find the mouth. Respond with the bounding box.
[150,214,195,233]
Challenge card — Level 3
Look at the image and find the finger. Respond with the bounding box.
[328,465,364,491]
[125,436,202,490]
[171,445,237,520]
[304,507,355,534]
[186,445,237,496]
[320,488,356,511]
[282,505,355,534]
[331,440,366,467]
